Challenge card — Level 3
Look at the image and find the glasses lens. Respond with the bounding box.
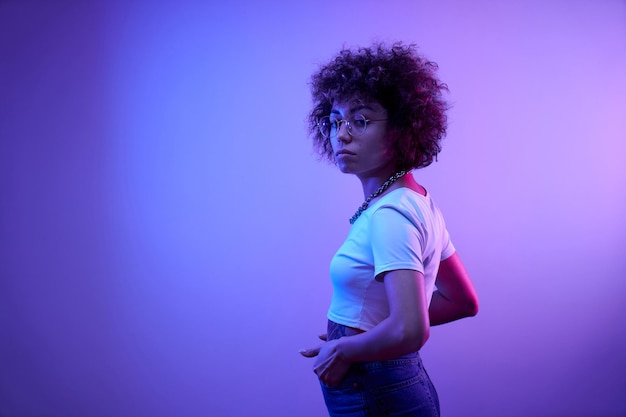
[329,116,341,137]
[318,116,332,138]
[351,114,367,136]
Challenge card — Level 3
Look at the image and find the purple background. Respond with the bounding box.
[1,1,625,416]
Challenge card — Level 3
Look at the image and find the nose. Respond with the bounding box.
[336,120,352,142]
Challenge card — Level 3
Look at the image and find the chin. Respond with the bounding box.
[337,164,353,174]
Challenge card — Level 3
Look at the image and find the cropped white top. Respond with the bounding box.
[327,187,456,331]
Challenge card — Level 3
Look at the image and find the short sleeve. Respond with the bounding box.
[440,229,456,260]
[369,206,424,279]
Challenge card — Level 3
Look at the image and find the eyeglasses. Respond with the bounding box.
[317,114,388,139]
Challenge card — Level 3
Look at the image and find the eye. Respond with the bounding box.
[352,114,368,128]
[318,116,334,138]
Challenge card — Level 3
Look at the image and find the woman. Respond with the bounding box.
[299,42,479,416]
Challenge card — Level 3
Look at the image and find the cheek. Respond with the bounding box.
[380,140,396,159]
[382,134,399,159]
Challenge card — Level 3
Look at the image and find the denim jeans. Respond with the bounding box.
[320,321,440,417]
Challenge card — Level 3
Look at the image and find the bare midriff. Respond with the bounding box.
[327,319,366,341]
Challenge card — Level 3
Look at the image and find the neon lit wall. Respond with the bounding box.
[1,1,625,416]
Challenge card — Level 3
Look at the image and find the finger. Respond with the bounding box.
[298,346,321,358]
[318,333,328,341]
[317,370,337,387]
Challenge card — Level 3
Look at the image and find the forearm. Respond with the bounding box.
[429,290,478,326]
[336,317,429,363]
[429,253,479,326]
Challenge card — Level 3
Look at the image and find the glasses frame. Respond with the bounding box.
[317,114,388,139]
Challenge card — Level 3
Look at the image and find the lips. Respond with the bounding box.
[335,150,356,156]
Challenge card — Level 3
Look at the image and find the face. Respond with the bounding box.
[330,100,396,179]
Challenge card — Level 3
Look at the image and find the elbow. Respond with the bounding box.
[400,323,430,352]
[465,297,479,317]
[417,326,430,350]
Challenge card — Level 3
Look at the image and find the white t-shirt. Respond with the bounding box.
[327,187,456,331]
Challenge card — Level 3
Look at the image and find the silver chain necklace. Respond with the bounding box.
[349,170,408,224]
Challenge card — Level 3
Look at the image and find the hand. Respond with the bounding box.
[299,338,351,387]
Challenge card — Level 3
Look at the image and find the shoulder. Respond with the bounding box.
[370,188,428,225]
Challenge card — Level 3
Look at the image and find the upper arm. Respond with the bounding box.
[369,207,430,345]
[381,269,430,345]
[436,252,479,315]
[333,269,431,362]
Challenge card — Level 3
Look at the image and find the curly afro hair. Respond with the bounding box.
[307,42,449,170]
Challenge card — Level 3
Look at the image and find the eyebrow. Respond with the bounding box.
[330,104,376,115]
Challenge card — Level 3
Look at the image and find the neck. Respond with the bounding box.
[349,169,412,224]
[358,169,413,198]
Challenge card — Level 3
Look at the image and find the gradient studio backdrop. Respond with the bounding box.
[1,1,625,416]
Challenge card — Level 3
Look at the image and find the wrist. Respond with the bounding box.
[335,336,354,363]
